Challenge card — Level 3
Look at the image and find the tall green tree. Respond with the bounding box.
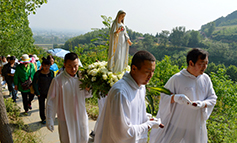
[0,0,47,57]
[142,34,154,50]
[188,30,201,47]
[159,30,170,47]
[0,1,47,142]
[169,26,189,47]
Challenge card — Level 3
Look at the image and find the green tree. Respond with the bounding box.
[1,0,47,57]
[226,65,237,82]
[188,30,201,47]
[169,26,189,47]
[208,68,237,142]
[142,34,154,50]
[91,15,112,46]
[0,1,47,142]
[202,22,216,38]
[207,22,216,37]
[159,30,170,47]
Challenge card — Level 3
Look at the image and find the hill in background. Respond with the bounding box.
[200,10,237,43]
[213,10,237,27]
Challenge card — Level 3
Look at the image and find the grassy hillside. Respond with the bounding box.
[211,25,237,43]
[200,10,237,43]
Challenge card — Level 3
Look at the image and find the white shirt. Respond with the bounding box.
[0,61,7,67]
[150,69,217,143]
[46,70,92,143]
[94,72,149,143]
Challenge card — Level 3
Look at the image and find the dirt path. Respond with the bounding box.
[2,87,95,143]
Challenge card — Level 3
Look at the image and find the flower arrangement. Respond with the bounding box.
[79,61,130,99]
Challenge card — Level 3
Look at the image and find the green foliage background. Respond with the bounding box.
[1,0,47,57]
[1,4,237,142]
[71,41,237,142]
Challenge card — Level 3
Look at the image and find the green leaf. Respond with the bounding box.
[146,95,154,114]
[149,87,172,95]
[146,105,151,114]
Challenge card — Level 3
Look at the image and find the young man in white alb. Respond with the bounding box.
[95,51,163,143]
[46,52,91,143]
[150,48,217,143]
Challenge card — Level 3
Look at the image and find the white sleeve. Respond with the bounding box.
[108,91,148,141]
[84,89,92,98]
[156,76,176,119]
[124,27,130,41]
[202,77,217,120]
[46,78,58,122]
[204,77,217,106]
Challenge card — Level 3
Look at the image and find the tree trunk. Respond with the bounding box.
[0,77,13,143]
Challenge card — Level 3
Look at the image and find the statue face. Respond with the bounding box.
[118,14,126,23]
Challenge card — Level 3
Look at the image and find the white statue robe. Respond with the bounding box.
[46,70,92,143]
[150,69,217,143]
[108,23,129,73]
[94,72,149,143]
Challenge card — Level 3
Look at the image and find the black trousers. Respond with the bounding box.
[38,94,47,121]
[6,79,13,92]
[21,92,34,112]
[6,79,17,102]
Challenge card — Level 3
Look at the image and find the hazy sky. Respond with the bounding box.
[28,0,237,35]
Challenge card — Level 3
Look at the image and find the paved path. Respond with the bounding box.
[2,87,95,143]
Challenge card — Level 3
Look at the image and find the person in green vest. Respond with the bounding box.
[14,54,36,115]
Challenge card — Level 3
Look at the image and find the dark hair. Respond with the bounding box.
[1,56,5,59]
[131,50,156,69]
[47,55,55,60]
[9,56,16,61]
[42,57,51,65]
[29,54,33,58]
[187,48,208,66]
[64,52,78,63]
[7,57,11,61]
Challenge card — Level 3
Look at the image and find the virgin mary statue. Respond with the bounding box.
[107,10,132,73]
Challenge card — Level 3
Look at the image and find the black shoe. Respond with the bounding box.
[90,131,95,138]
[41,120,46,124]
[28,104,32,110]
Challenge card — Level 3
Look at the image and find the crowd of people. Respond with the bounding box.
[0,54,59,124]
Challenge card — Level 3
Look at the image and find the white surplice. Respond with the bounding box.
[93,96,107,134]
[46,70,92,143]
[94,72,149,143]
[150,69,217,143]
[108,23,129,73]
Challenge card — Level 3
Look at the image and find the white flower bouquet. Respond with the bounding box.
[79,61,130,98]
